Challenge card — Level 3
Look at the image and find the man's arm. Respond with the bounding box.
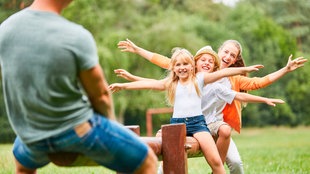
[79,64,115,120]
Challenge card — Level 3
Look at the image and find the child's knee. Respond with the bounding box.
[218,125,231,139]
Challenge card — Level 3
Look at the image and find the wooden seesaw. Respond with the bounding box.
[48,123,203,174]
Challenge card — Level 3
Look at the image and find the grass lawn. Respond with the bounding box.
[1,126,309,174]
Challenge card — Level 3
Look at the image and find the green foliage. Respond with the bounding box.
[0,73,15,143]
[285,61,310,125]
[246,0,310,54]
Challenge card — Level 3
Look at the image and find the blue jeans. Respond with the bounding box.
[13,113,148,173]
[170,115,210,136]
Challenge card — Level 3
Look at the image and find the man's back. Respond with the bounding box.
[0,1,157,173]
[0,8,97,143]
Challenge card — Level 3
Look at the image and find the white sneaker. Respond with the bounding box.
[157,163,163,174]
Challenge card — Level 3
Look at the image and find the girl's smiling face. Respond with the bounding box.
[196,54,216,73]
[173,58,194,82]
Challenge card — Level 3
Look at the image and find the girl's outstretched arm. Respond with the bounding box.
[203,64,264,85]
[234,92,285,107]
[108,79,167,93]
[114,69,152,82]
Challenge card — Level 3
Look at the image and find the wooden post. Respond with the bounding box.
[162,123,187,174]
[146,108,173,136]
[125,125,140,136]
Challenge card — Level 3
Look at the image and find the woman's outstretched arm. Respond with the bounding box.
[267,54,307,82]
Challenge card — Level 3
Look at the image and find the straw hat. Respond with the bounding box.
[194,45,219,61]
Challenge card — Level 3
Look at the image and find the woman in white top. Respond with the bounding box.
[109,48,263,174]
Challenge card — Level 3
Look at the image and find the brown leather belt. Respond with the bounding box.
[74,121,92,137]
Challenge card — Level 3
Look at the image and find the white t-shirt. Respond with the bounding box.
[201,77,236,124]
[172,73,204,118]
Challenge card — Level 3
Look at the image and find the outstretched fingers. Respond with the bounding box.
[108,84,121,93]
[252,64,264,69]
[114,69,133,81]
[294,57,308,65]
[117,41,130,52]
[268,99,285,107]
[247,64,264,72]
[117,38,138,53]
[286,55,308,71]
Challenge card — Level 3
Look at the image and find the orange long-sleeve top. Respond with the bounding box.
[150,53,272,133]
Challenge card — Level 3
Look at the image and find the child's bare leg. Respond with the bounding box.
[194,132,225,174]
[217,124,231,163]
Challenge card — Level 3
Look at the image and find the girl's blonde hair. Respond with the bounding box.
[166,48,201,106]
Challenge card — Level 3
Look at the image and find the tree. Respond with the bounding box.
[247,0,310,54]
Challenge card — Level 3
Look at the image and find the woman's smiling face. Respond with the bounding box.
[218,42,239,69]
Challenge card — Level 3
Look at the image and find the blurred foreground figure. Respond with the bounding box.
[0,0,157,174]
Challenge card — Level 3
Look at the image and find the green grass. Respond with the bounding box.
[1,127,310,174]
[188,126,310,174]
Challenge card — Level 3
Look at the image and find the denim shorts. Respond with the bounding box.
[13,113,148,173]
[170,115,210,136]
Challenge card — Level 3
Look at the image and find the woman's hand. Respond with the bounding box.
[285,54,307,72]
[118,38,139,53]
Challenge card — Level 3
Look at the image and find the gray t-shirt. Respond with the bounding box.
[0,9,98,143]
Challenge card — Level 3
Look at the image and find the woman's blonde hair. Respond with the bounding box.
[166,48,201,106]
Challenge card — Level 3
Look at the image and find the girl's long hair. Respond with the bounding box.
[219,40,248,107]
[166,48,201,106]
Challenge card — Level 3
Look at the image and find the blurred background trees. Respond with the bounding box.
[0,0,309,141]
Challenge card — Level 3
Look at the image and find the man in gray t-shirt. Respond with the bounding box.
[0,0,157,173]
